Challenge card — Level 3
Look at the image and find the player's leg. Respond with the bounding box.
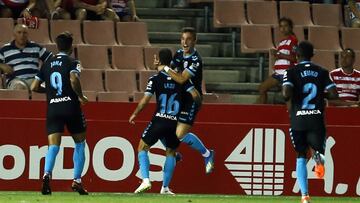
[134,139,152,193]
[290,129,310,202]
[307,128,326,179]
[257,75,280,104]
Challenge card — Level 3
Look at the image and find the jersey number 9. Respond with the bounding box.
[50,72,63,96]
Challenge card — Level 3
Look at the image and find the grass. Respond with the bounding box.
[0,192,359,203]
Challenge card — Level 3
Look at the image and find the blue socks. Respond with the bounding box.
[296,158,308,196]
[181,133,209,157]
[44,145,60,175]
[73,141,86,180]
[138,150,150,179]
[162,155,176,187]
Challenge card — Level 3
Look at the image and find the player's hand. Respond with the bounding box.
[129,114,136,124]
[79,95,88,105]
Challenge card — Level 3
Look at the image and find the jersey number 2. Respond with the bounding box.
[50,72,63,96]
[159,93,180,115]
[302,83,317,109]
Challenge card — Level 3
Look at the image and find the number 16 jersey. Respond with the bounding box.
[283,61,336,130]
[36,53,82,114]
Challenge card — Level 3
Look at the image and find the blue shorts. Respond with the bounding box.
[271,73,283,83]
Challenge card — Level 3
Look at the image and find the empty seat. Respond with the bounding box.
[83,20,117,45]
[31,92,46,101]
[280,1,313,26]
[312,4,343,27]
[341,28,360,51]
[98,91,129,102]
[213,0,247,28]
[77,45,110,69]
[0,90,29,100]
[50,20,83,44]
[241,25,274,53]
[312,50,337,71]
[112,46,146,70]
[116,22,150,46]
[0,18,14,43]
[139,70,158,92]
[24,19,51,44]
[308,26,341,51]
[133,92,156,102]
[105,70,137,93]
[83,91,97,101]
[273,26,304,45]
[80,69,104,92]
[247,1,278,25]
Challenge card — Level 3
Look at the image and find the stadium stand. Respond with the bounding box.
[105,70,137,94]
[139,70,158,92]
[240,25,274,53]
[77,45,110,69]
[0,18,14,43]
[116,22,151,46]
[97,91,129,102]
[80,69,105,92]
[23,18,51,44]
[247,1,278,25]
[279,1,313,26]
[83,20,117,45]
[133,91,156,102]
[341,28,360,51]
[0,90,29,100]
[312,3,343,27]
[50,20,84,45]
[213,0,247,28]
[111,46,146,70]
[312,50,338,71]
[308,26,342,51]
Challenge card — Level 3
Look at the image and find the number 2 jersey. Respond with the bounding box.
[35,53,82,114]
[145,70,195,123]
[283,61,336,130]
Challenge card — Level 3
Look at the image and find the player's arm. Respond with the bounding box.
[164,67,192,84]
[129,94,152,124]
[0,63,13,75]
[189,88,202,106]
[282,69,294,110]
[70,72,88,105]
[30,77,46,93]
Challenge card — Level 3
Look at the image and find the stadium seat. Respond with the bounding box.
[133,92,156,102]
[77,45,110,69]
[312,4,343,27]
[0,90,29,100]
[50,20,83,45]
[31,92,46,101]
[116,22,150,46]
[279,1,313,26]
[247,1,278,25]
[24,19,52,44]
[213,0,247,28]
[139,70,158,92]
[105,70,137,93]
[308,26,341,51]
[80,69,105,92]
[97,91,129,102]
[273,26,305,45]
[0,18,14,43]
[83,20,117,45]
[112,46,146,70]
[341,28,360,51]
[240,25,274,53]
[312,50,337,71]
[83,91,97,101]
[41,43,75,57]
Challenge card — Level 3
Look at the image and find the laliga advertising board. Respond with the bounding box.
[0,101,359,196]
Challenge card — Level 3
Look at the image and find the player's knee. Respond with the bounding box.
[137,140,150,152]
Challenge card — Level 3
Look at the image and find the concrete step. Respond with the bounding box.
[152,43,219,57]
[206,82,260,92]
[203,57,259,67]
[136,0,167,8]
[143,20,186,32]
[230,94,258,104]
[204,70,246,83]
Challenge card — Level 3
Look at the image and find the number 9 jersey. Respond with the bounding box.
[35,53,82,113]
[282,61,336,130]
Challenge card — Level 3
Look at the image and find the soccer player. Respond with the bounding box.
[30,32,89,195]
[329,48,360,106]
[130,48,201,194]
[159,27,215,174]
[282,41,340,203]
[258,17,298,104]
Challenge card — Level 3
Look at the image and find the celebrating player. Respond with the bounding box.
[159,27,215,174]
[130,48,201,194]
[31,32,89,195]
[282,41,340,203]
[258,17,298,104]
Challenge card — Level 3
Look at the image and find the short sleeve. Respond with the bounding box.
[144,76,156,96]
[0,51,4,64]
[282,69,294,87]
[185,58,201,77]
[70,60,81,75]
[323,70,336,90]
[38,45,52,62]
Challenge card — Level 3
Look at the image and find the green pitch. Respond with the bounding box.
[0,192,359,203]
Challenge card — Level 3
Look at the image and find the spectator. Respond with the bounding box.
[109,0,139,21]
[348,0,360,28]
[48,0,73,20]
[329,48,360,106]
[74,0,119,21]
[0,24,52,90]
[258,17,298,104]
[0,0,50,19]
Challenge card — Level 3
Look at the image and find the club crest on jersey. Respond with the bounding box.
[183,61,188,68]
[296,109,321,116]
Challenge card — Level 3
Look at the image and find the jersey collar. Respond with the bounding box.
[182,48,197,59]
[298,60,311,64]
[57,52,68,56]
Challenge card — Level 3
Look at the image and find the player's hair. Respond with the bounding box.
[182,27,197,40]
[297,41,314,59]
[279,17,295,35]
[159,48,173,66]
[56,31,73,52]
[344,48,355,58]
